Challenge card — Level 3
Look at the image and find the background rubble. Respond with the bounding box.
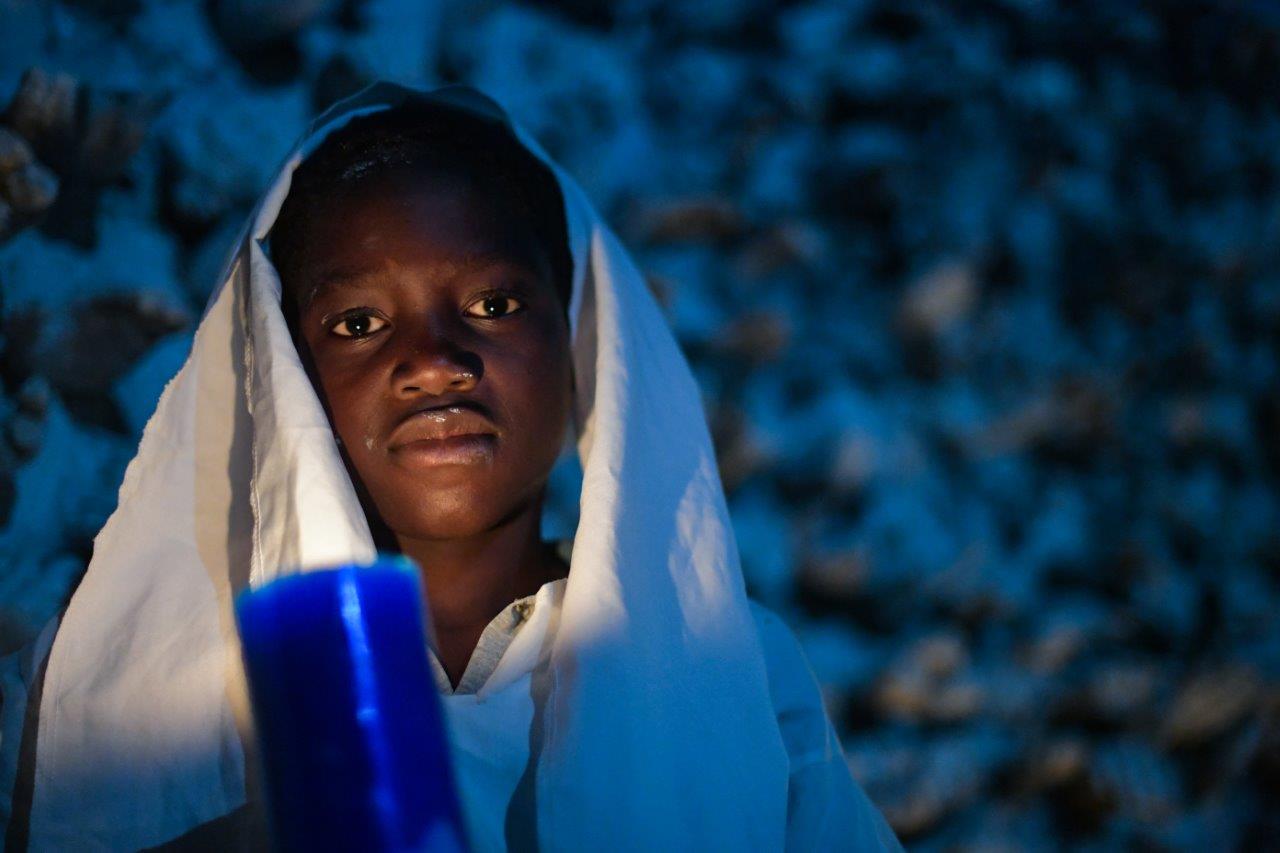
[1,0,1277,846]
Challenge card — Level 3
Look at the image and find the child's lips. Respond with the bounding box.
[390,433,497,466]
[385,403,499,462]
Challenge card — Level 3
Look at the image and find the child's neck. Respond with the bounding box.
[395,500,568,688]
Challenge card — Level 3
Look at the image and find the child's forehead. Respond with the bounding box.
[328,162,493,211]
[293,173,555,301]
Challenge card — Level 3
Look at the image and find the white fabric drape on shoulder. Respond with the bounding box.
[25,81,900,851]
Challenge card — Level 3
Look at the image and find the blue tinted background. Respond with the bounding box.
[0,0,1277,848]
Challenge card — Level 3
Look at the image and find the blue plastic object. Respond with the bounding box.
[235,556,468,852]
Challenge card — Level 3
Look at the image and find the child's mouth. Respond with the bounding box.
[387,403,499,445]
[382,401,501,466]
[390,433,498,466]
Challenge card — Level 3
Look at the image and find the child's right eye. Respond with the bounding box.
[330,312,387,338]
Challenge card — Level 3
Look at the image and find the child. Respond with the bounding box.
[1,82,901,851]
[267,98,577,696]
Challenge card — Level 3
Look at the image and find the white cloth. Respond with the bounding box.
[26,81,900,851]
[428,573,553,696]
[442,579,901,852]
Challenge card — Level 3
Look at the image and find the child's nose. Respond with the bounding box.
[391,332,481,398]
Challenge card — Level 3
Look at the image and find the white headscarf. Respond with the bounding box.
[29,82,791,850]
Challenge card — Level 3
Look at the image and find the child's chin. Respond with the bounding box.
[382,498,523,543]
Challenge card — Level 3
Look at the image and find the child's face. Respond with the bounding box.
[286,166,573,542]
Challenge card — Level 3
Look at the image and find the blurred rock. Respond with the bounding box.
[15,375,50,417]
[1247,698,1280,799]
[1162,667,1262,748]
[640,246,724,342]
[158,80,309,230]
[710,309,791,364]
[444,4,653,207]
[877,672,985,724]
[0,76,62,242]
[31,292,190,431]
[1130,564,1201,646]
[7,376,51,459]
[334,0,441,84]
[897,260,978,341]
[796,547,869,609]
[0,552,83,650]
[968,664,1051,724]
[1091,739,1184,825]
[709,404,770,495]
[0,394,128,645]
[1083,660,1161,724]
[907,631,968,679]
[0,126,34,172]
[1022,599,1112,675]
[0,396,130,599]
[72,86,166,186]
[184,215,246,305]
[2,160,58,213]
[4,68,78,154]
[1016,737,1090,795]
[208,0,339,51]
[875,632,985,723]
[847,729,1017,841]
[971,376,1118,462]
[7,412,42,459]
[127,0,226,85]
[0,67,163,245]
[733,221,825,280]
[629,195,745,244]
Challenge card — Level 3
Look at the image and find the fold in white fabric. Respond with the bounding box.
[28,81,897,851]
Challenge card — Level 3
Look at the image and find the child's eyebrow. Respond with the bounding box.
[301,255,542,308]
[301,265,379,309]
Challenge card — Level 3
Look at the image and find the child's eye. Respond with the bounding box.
[464,294,525,319]
[330,312,387,338]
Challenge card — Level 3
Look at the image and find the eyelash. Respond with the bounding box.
[325,292,528,339]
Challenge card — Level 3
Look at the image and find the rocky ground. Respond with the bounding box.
[1,0,1278,848]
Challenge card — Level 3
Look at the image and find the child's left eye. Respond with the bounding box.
[464,295,526,319]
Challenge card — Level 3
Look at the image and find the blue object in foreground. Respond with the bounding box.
[235,556,469,852]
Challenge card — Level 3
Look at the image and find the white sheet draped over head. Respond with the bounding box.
[30,82,790,850]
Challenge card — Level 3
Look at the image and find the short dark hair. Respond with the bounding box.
[268,98,573,325]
